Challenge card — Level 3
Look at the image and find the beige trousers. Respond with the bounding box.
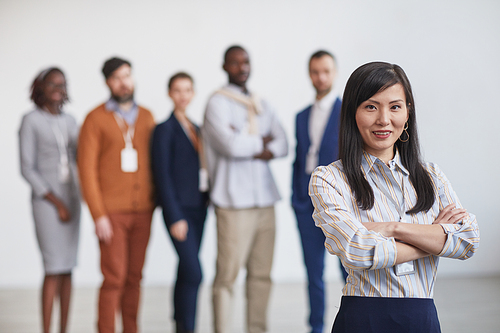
[212,206,276,333]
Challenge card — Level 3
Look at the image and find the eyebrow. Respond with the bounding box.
[366,99,404,104]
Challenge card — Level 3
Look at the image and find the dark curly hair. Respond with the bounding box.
[30,67,69,107]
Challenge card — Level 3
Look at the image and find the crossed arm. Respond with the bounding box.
[363,203,468,264]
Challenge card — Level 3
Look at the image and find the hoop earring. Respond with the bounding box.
[399,122,409,142]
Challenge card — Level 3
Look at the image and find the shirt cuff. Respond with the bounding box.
[438,224,461,257]
[371,237,397,270]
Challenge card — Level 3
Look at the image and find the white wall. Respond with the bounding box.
[1,0,498,288]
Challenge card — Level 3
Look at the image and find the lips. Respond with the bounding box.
[372,131,391,139]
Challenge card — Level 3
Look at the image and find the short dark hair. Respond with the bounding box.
[30,67,69,107]
[339,61,435,214]
[309,50,336,69]
[168,72,194,90]
[102,57,131,79]
[224,45,246,63]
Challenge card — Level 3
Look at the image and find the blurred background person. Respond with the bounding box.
[78,57,156,333]
[203,45,288,333]
[291,50,347,333]
[151,72,209,333]
[19,67,81,333]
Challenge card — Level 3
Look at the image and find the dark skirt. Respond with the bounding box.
[332,296,441,333]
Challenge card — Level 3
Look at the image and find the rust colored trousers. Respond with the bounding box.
[98,211,152,333]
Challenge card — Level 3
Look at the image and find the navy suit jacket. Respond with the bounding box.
[292,97,342,212]
[151,113,209,226]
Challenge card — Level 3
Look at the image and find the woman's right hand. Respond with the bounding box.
[170,219,189,242]
[44,192,71,222]
[433,203,468,225]
[57,204,71,222]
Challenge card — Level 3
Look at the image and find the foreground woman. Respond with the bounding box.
[309,62,479,332]
[19,67,80,333]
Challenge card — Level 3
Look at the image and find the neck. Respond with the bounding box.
[316,87,332,101]
[365,146,395,166]
[174,109,187,118]
[43,103,60,115]
[229,80,247,91]
[118,100,133,112]
[377,151,395,166]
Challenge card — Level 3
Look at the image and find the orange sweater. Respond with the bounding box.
[78,103,155,220]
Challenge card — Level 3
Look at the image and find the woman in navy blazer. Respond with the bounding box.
[151,72,209,333]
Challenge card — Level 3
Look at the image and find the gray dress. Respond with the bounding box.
[19,108,81,274]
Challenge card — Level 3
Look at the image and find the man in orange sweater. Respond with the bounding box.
[78,57,155,333]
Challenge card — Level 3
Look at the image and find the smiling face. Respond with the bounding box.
[355,83,409,162]
[169,77,194,112]
[43,71,67,106]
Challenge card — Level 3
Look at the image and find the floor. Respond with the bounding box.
[0,276,498,332]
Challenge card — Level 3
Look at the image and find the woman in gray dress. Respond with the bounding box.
[19,67,80,333]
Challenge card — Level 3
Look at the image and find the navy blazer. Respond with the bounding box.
[151,113,209,226]
[292,98,342,212]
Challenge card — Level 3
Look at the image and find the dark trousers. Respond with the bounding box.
[295,208,348,333]
[332,296,441,333]
[165,207,207,331]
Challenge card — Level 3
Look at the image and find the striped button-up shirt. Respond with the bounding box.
[309,151,479,298]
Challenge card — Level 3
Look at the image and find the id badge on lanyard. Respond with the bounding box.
[121,144,138,173]
[114,113,138,173]
[370,169,415,276]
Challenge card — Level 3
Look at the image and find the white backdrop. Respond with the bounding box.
[1,0,499,288]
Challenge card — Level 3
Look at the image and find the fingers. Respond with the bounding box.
[172,230,187,242]
[59,208,71,222]
[98,227,113,244]
[170,220,188,242]
[96,216,113,244]
[434,203,467,224]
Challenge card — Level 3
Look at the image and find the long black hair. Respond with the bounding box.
[339,62,434,214]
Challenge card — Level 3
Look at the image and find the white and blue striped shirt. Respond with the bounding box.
[309,151,479,298]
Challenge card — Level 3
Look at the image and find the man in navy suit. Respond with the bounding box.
[292,50,347,333]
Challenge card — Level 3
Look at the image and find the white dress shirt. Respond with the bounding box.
[202,84,288,209]
[306,89,339,174]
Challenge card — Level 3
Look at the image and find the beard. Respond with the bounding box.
[111,91,134,104]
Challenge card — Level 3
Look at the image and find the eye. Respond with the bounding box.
[391,104,402,111]
[365,104,376,111]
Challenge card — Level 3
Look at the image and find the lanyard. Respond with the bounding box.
[113,112,135,148]
[369,165,407,222]
[42,110,68,164]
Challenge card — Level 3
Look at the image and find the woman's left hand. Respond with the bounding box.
[433,203,467,225]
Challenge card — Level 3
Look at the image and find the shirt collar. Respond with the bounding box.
[226,83,250,96]
[105,97,138,114]
[361,149,409,176]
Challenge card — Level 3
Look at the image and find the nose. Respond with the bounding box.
[239,62,250,73]
[376,109,391,126]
